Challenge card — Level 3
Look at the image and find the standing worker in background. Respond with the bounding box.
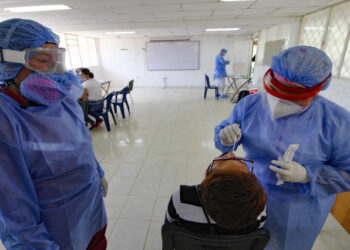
[214,46,350,250]
[214,48,230,98]
[0,18,108,249]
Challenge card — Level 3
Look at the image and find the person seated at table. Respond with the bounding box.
[164,152,267,235]
[79,68,103,129]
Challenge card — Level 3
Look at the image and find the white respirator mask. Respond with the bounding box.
[266,94,304,120]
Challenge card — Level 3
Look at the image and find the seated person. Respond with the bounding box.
[165,152,267,235]
[79,68,103,129]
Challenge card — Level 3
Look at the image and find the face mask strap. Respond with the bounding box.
[0,48,26,64]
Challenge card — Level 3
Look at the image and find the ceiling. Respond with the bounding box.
[0,0,346,38]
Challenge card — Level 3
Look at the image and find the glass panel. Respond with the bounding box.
[340,38,350,79]
[299,9,328,49]
[323,1,350,75]
[78,36,91,67]
[88,38,98,66]
[67,45,82,69]
[57,33,72,70]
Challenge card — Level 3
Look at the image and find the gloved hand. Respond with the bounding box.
[100,177,108,197]
[269,160,309,183]
[219,124,241,146]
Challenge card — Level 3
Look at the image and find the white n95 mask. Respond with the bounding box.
[266,94,304,120]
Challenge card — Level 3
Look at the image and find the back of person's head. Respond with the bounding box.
[80,68,94,79]
[200,169,266,231]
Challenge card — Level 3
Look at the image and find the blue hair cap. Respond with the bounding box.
[221,48,227,53]
[0,18,60,81]
[271,46,332,90]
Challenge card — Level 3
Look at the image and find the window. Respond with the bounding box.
[57,33,99,70]
[298,1,350,79]
[323,1,350,76]
[299,9,329,49]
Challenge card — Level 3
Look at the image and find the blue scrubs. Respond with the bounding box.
[215,93,350,250]
[0,92,107,249]
[214,54,229,79]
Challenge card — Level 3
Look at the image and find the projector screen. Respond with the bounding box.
[146,41,200,70]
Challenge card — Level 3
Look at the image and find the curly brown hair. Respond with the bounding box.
[200,169,266,230]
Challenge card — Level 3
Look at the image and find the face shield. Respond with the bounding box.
[0,47,66,75]
[263,69,330,101]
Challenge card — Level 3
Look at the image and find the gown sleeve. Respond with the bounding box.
[298,117,350,196]
[0,139,59,249]
[214,99,244,153]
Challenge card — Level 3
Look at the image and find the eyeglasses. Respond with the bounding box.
[206,156,254,174]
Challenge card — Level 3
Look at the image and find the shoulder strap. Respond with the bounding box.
[195,185,215,234]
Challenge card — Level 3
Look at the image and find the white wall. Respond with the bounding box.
[98,35,251,88]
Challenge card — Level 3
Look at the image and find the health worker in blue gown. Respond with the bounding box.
[214,46,350,250]
[214,48,230,98]
[0,18,108,249]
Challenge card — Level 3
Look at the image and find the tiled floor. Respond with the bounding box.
[0,88,349,249]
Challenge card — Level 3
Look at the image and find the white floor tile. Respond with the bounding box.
[120,195,156,220]
[130,177,161,196]
[107,219,149,250]
[152,197,170,222]
[138,162,166,179]
[115,162,142,178]
[104,194,128,219]
[106,217,117,241]
[158,178,186,197]
[144,221,163,250]
[162,164,187,179]
[108,176,136,195]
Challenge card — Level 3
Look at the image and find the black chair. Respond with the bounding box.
[89,92,116,132]
[162,223,269,250]
[204,74,219,100]
[128,80,134,104]
[112,87,130,119]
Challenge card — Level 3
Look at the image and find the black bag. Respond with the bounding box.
[237,90,250,102]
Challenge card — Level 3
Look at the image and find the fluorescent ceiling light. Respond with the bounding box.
[206,28,240,32]
[220,0,253,2]
[105,31,135,35]
[4,5,71,13]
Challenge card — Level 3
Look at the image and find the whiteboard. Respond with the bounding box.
[262,39,285,65]
[146,41,200,70]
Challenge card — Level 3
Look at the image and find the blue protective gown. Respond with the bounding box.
[214,93,350,250]
[214,54,229,79]
[0,92,107,249]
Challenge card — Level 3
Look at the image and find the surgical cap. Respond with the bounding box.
[0,18,60,81]
[221,48,227,53]
[271,46,332,90]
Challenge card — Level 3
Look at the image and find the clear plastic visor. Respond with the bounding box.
[1,47,66,75]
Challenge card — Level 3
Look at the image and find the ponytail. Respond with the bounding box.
[80,68,94,79]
